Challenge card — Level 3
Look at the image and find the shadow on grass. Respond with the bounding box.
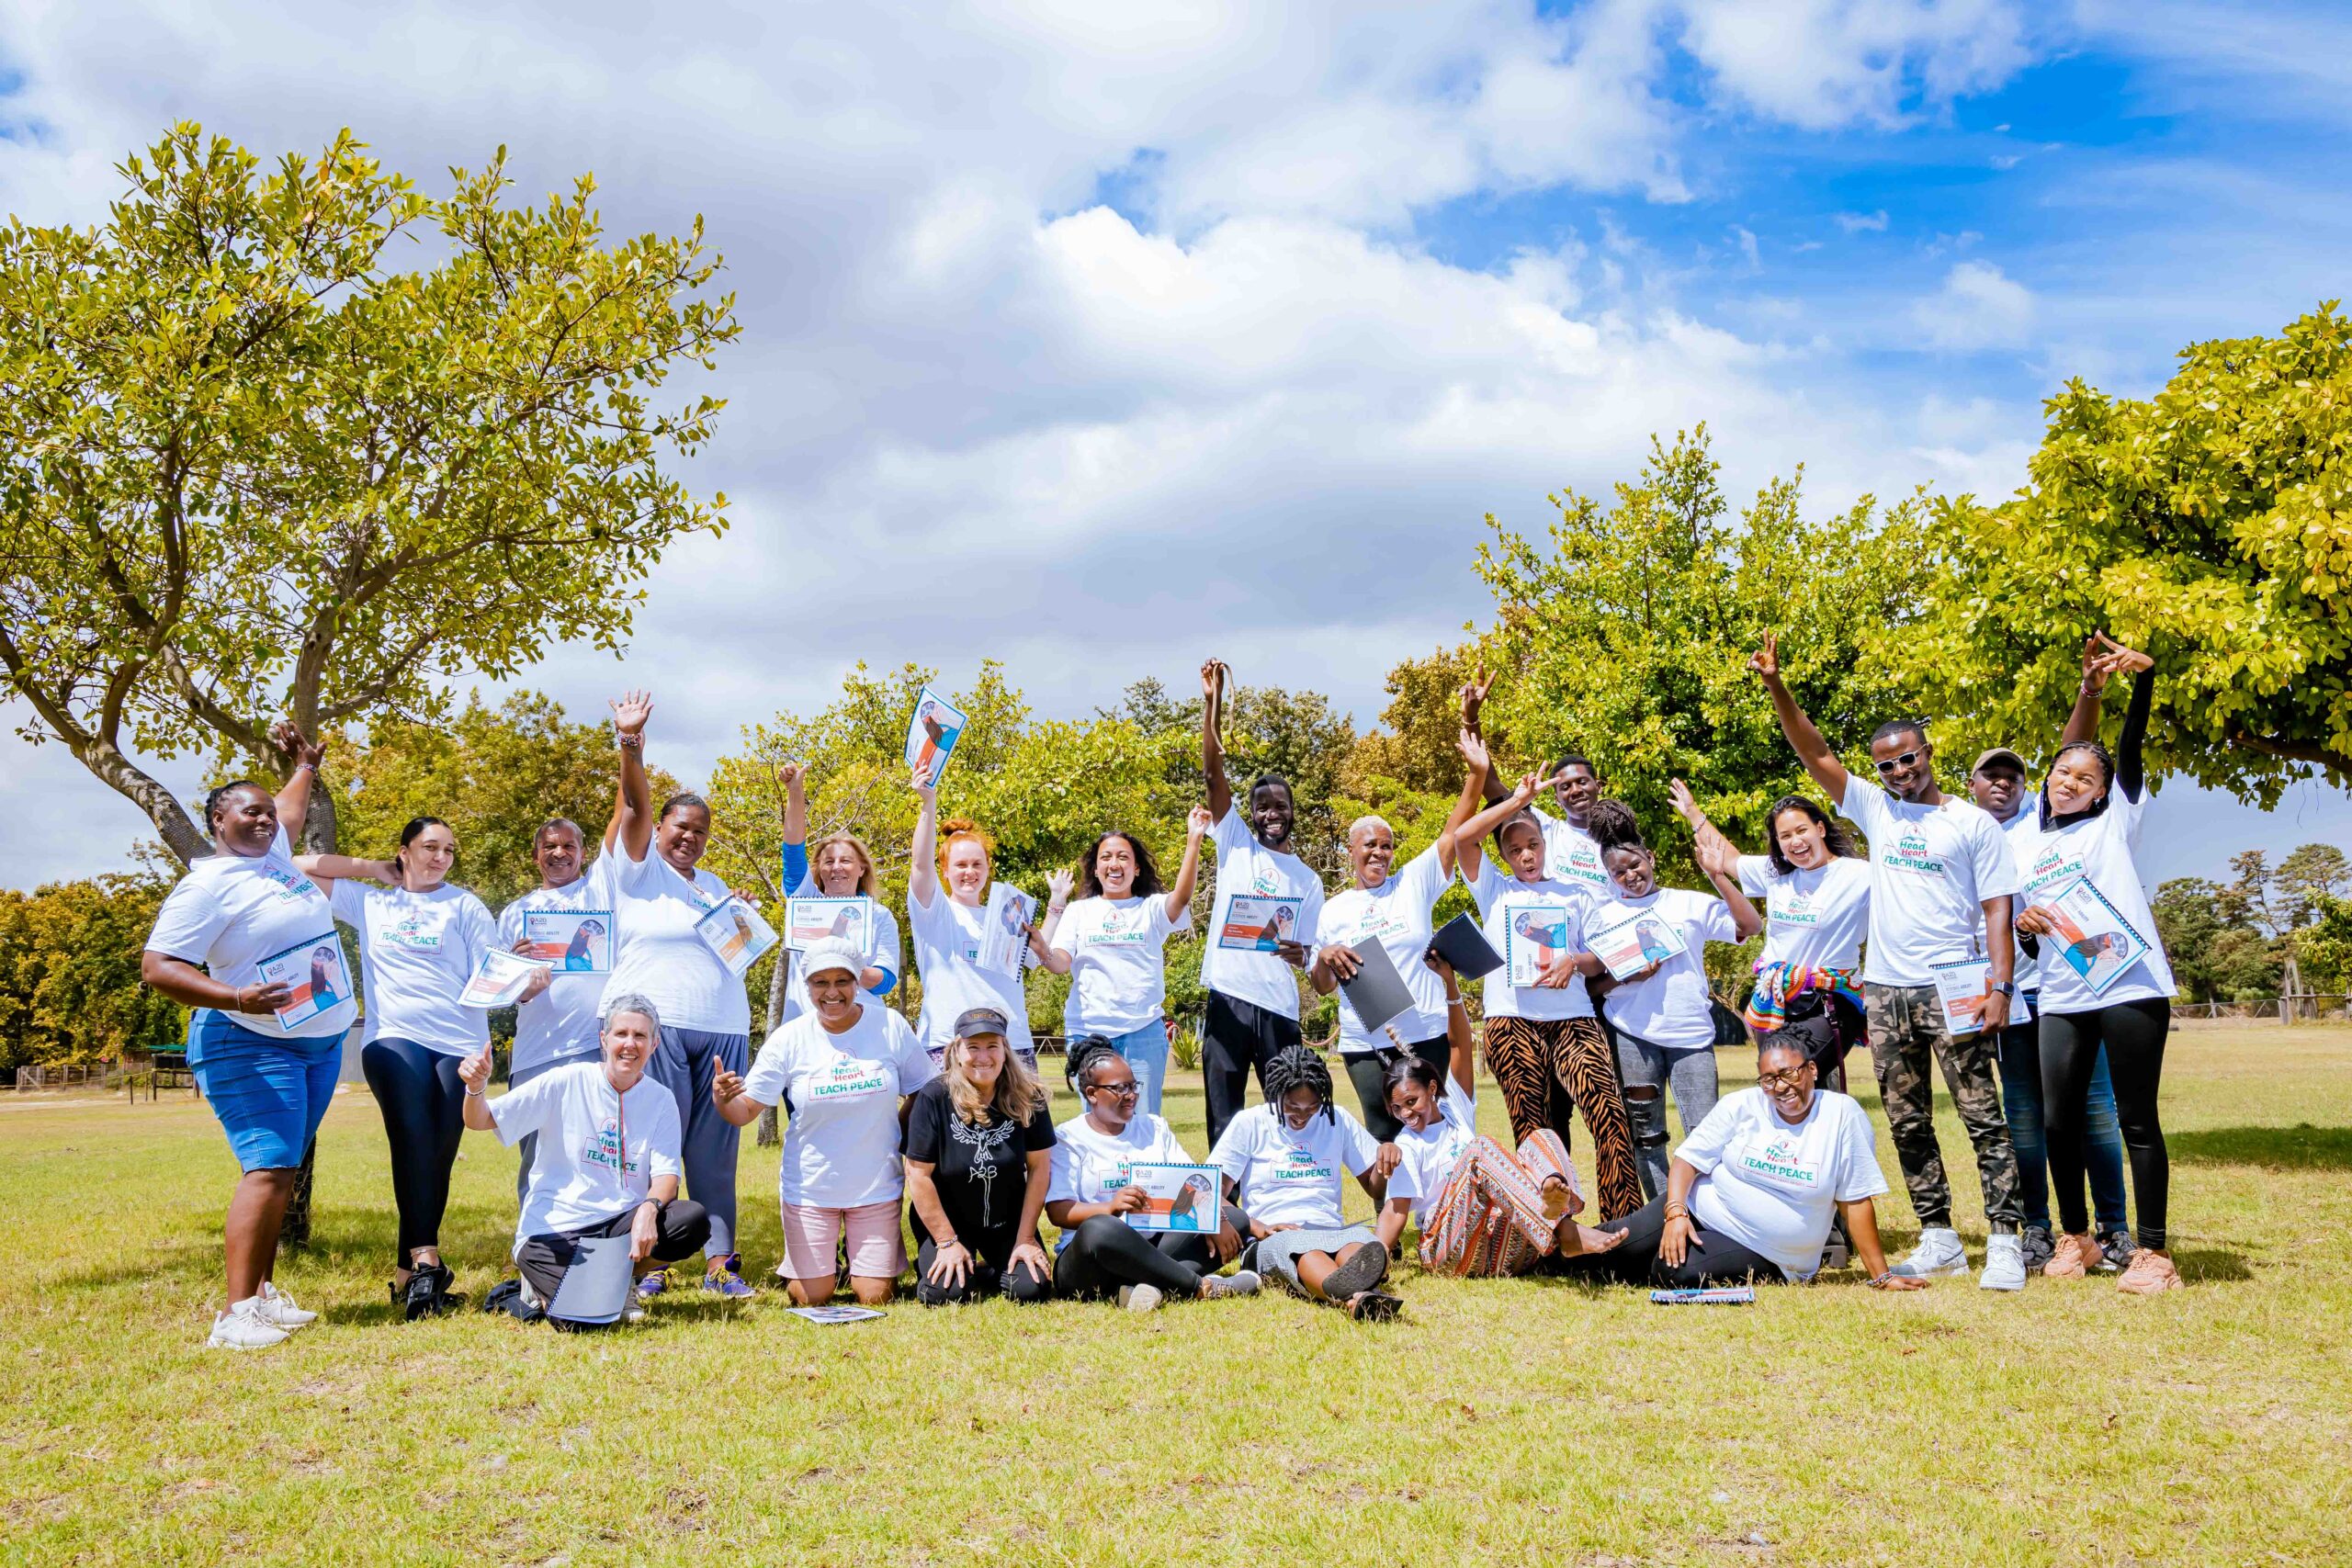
[2169,1123,2352,1171]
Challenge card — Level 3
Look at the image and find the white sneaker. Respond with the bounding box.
[1204,1269,1262,1299]
[1890,1226,1972,1280]
[1979,1233,2028,1292]
[208,1299,291,1350]
[253,1281,317,1330]
[1117,1284,1165,1313]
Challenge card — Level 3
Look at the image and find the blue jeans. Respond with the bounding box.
[1091,1019,1171,1117]
[1999,1010,2129,1234]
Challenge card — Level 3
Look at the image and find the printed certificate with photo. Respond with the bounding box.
[695,896,780,977]
[1121,1163,1223,1235]
[459,947,551,1009]
[903,685,968,787]
[786,895,874,953]
[520,908,614,973]
[978,883,1035,976]
[254,934,352,1030]
[1216,895,1300,953]
[1507,905,1576,985]
[2030,874,2151,998]
[1930,955,1992,1036]
[1585,910,1689,982]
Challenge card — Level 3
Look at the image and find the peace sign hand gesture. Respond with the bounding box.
[1748,632,1781,682]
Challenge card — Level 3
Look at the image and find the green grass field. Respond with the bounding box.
[6,1021,2350,1567]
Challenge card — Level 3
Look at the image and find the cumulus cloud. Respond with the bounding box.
[1679,0,2035,129]
[1912,260,2035,350]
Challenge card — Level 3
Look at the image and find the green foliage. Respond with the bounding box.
[2154,875,2286,1003]
[1472,425,1937,878]
[1901,304,2352,804]
[0,123,738,861]
[0,874,185,1066]
[2291,896,2352,994]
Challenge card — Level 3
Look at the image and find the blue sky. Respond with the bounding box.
[1,0,2346,888]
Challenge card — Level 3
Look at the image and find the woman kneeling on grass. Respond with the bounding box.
[1210,1044,1404,1320]
[460,993,711,1325]
[1374,954,1624,1276]
[903,1008,1058,1305]
[1045,1035,1262,1312]
[1554,1023,1922,1291]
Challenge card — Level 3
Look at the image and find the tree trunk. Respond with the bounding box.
[755,946,794,1147]
[71,732,212,866]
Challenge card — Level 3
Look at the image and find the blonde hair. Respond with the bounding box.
[942,1032,1046,1125]
[808,831,881,898]
[935,817,994,880]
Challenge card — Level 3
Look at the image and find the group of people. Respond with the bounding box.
[142,635,2185,1348]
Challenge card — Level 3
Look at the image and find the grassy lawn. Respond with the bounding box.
[6,1021,2350,1567]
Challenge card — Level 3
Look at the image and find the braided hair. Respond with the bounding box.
[1585,798,1645,855]
[1380,1051,1445,1107]
[1063,1033,1123,1092]
[1263,1043,1336,1123]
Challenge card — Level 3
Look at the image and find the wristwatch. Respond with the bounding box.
[1988,980,2017,998]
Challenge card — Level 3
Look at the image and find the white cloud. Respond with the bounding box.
[1679,0,2035,130]
[1836,209,1891,232]
[1912,260,2034,350]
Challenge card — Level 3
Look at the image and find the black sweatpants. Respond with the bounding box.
[362,1036,469,1265]
[1547,1192,1788,1288]
[515,1200,712,1303]
[2041,996,2171,1250]
[1050,1204,1258,1301]
[914,1227,1054,1306]
[1344,1036,1452,1144]
[1203,990,1301,1149]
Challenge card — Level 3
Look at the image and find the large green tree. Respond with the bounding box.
[0,873,183,1068]
[1905,304,2352,802]
[0,124,737,863]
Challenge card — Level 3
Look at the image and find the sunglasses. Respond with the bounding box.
[1758,1065,1816,1092]
[1873,749,1926,774]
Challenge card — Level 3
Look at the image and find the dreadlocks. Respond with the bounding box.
[1264,1043,1336,1123]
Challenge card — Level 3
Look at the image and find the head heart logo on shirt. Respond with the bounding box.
[1251,869,1281,895]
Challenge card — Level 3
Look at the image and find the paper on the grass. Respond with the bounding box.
[787,1304,886,1324]
[904,686,967,787]
[1647,1286,1755,1305]
[459,947,552,1009]
[978,883,1035,976]
[1585,909,1689,982]
[1339,937,1417,1038]
[255,933,351,1029]
[1217,894,1302,953]
[786,895,874,953]
[1930,954,1991,1036]
[518,908,614,973]
[1120,1163,1223,1235]
[2030,874,2150,998]
[695,896,780,977]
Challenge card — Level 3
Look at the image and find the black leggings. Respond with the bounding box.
[361,1036,469,1265]
[1547,1193,1788,1288]
[914,1228,1054,1306]
[1345,1037,1452,1144]
[2041,997,2170,1250]
[1051,1206,1255,1301]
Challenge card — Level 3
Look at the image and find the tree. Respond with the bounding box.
[1901,304,2352,805]
[0,124,738,863]
[2274,843,2352,931]
[0,873,184,1068]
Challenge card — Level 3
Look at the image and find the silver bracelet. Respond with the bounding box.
[464,1085,486,1099]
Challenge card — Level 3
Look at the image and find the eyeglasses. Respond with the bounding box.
[1089,1081,1140,1100]
[1758,1065,1816,1092]
[1873,749,1925,774]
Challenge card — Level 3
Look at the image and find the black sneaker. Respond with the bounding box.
[2097,1231,2134,1273]
[2020,1226,2056,1274]
[402,1262,460,1321]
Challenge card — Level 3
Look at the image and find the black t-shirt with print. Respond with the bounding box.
[903,1077,1056,1245]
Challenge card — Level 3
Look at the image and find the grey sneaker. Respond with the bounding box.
[2020,1226,2056,1273]
[2098,1231,2134,1273]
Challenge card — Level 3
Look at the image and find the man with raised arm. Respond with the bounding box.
[1750,634,2030,1292]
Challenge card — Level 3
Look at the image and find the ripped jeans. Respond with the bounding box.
[1612,1029,1721,1201]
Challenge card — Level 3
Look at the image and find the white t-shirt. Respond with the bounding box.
[741,1004,938,1208]
[1051,895,1193,1037]
[143,827,356,1044]
[489,1060,683,1247]
[1994,803,2044,995]
[1198,807,1324,1020]
[778,874,904,1027]
[1533,807,1611,898]
[1210,1100,1379,1229]
[2013,787,2178,1013]
[1679,1087,1888,1280]
[605,846,750,1035]
[1736,854,1871,975]
[907,887,1034,1056]
[330,880,496,1055]
[1045,1111,1195,1245]
[499,860,617,1077]
[1383,1080,1478,1229]
[1838,777,2020,987]
[1590,886,1737,1052]
[1319,843,1456,1054]
[1472,863,1595,1021]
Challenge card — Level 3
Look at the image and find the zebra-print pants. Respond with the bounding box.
[1480,1015,1645,1222]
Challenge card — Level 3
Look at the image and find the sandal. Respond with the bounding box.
[1348,1291,1403,1323]
[1321,1243,1390,1303]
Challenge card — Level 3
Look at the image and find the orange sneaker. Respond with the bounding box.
[2118,1248,2182,1294]
[2043,1232,2101,1279]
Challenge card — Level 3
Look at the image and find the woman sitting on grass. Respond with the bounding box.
[460,993,711,1325]
[1553,1023,1922,1291]
[1209,1043,1404,1320]
[1044,1035,1262,1311]
[902,1008,1058,1305]
[1374,953,1624,1276]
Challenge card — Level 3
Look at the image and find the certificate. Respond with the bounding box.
[1216,894,1302,953]
[1121,1163,1223,1235]
[978,883,1035,976]
[460,948,550,1009]
[904,685,967,787]
[520,908,614,974]
[786,895,874,953]
[1505,904,1575,986]
[1585,909,1688,982]
[254,933,351,1029]
[2030,875,2151,998]
[695,896,779,977]
[1929,955,1991,1036]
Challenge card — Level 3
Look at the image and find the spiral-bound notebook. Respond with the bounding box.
[1338,938,1417,1037]
[1429,912,1504,980]
[1648,1286,1756,1306]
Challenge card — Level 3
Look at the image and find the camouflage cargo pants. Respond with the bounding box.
[1865,984,2022,1231]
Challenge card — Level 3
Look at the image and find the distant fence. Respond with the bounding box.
[2173,995,2347,1023]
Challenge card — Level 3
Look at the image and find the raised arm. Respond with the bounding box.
[1166,805,1211,920]
[1430,958,1475,1097]
[1750,633,1849,802]
[908,773,941,910]
[1028,870,1074,967]
[1460,668,1512,807]
[2114,660,2153,800]
[1447,770,1543,874]
[1667,777,1744,885]
[293,852,398,898]
[1438,727,1491,879]
[267,722,324,846]
[1201,659,1233,822]
[781,760,808,852]
[610,690,655,861]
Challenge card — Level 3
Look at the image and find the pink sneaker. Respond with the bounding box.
[2117,1248,2182,1294]
[2042,1233,2100,1279]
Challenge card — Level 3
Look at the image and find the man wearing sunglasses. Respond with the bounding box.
[1750,634,2029,1292]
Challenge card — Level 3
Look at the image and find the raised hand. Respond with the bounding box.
[2082,631,2153,693]
[1456,724,1490,774]
[776,760,806,791]
[1201,659,1226,705]
[1186,804,1214,838]
[1459,666,1495,730]
[1668,777,1703,824]
[271,719,325,771]
[1510,770,1544,805]
[1748,632,1780,682]
[1046,868,1075,907]
[909,766,936,802]
[610,689,654,738]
